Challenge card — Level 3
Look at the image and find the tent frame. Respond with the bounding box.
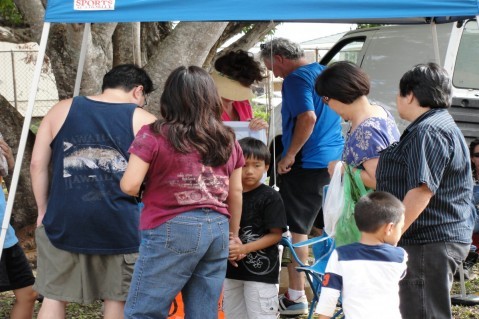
[1,4,479,258]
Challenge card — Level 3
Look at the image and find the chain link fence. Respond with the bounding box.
[0,43,59,118]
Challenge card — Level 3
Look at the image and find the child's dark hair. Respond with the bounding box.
[354,191,404,233]
[238,137,270,165]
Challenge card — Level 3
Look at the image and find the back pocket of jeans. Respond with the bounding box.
[166,220,201,254]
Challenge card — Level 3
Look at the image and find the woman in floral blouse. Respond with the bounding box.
[315,61,400,189]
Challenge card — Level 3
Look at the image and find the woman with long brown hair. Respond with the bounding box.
[121,66,244,318]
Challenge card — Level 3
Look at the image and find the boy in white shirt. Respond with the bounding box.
[316,191,407,319]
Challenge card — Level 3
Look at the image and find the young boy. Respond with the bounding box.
[316,191,407,319]
[0,136,37,319]
[225,137,287,319]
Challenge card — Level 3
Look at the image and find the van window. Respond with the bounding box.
[325,39,365,65]
[453,20,479,89]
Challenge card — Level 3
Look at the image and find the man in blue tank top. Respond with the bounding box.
[260,38,344,316]
[30,64,157,318]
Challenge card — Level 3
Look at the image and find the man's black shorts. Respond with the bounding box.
[278,167,329,235]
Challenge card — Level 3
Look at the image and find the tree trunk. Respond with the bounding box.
[141,22,173,66]
[203,22,250,70]
[113,23,142,66]
[45,23,118,98]
[47,24,85,99]
[79,23,118,95]
[143,22,228,117]
[0,26,31,43]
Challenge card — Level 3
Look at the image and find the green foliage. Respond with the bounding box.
[0,0,23,26]
[252,102,269,122]
[30,118,42,134]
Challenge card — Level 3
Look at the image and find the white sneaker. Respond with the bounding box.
[278,293,308,315]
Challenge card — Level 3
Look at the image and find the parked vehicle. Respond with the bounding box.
[269,19,479,147]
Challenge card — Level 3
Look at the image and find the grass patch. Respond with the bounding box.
[1,266,479,318]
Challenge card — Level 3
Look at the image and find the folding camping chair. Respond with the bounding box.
[280,233,343,319]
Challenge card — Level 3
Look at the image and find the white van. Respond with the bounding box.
[269,19,479,146]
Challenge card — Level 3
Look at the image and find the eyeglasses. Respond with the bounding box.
[473,152,479,158]
[322,96,330,104]
[143,93,149,107]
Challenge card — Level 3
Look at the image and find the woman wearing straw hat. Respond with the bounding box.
[212,50,269,131]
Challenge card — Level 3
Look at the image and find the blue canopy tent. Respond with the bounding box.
[2,0,479,257]
[44,0,479,23]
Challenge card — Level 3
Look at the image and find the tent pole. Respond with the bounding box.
[431,21,441,64]
[73,23,91,97]
[266,26,279,191]
[0,22,51,260]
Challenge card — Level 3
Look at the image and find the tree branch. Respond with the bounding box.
[224,21,278,53]
[203,22,278,70]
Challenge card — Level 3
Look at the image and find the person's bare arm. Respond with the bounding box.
[402,184,433,233]
[229,228,282,258]
[30,121,52,224]
[30,99,72,226]
[132,108,157,135]
[327,160,342,177]
[328,158,377,189]
[227,167,243,237]
[248,117,269,131]
[359,158,379,189]
[31,99,73,225]
[277,111,316,174]
[120,154,150,196]
[0,139,14,172]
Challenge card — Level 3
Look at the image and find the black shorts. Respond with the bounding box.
[0,243,35,292]
[278,167,329,235]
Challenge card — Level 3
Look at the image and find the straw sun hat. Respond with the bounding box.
[211,70,254,101]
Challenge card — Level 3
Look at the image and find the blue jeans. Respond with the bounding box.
[399,242,469,319]
[124,209,229,319]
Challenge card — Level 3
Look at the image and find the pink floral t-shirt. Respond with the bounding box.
[129,125,244,230]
